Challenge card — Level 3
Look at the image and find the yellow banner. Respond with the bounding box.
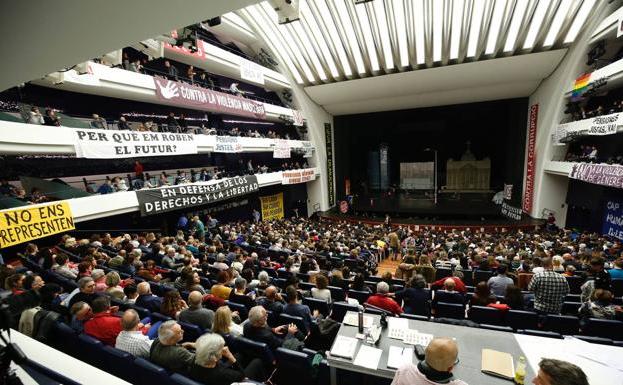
[260,192,284,221]
[0,202,75,248]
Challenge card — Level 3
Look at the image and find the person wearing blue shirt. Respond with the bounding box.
[282,285,320,335]
[608,258,623,279]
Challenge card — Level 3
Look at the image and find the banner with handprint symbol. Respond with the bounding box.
[154,76,266,119]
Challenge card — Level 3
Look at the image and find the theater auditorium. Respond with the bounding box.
[0,1,622,384]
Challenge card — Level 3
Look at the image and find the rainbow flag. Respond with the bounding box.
[572,73,591,100]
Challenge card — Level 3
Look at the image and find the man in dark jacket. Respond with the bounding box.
[243,305,298,351]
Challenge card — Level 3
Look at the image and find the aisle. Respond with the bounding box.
[377,258,401,277]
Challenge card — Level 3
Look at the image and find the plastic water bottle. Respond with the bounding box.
[514,356,526,384]
[358,308,364,333]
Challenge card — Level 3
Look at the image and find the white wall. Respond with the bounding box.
[527,2,614,226]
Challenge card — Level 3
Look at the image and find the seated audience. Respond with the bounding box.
[433,279,465,308]
[311,274,332,302]
[150,320,195,374]
[396,275,431,315]
[415,255,436,283]
[503,284,526,310]
[243,305,299,351]
[104,271,125,300]
[84,296,122,346]
[69,301,92,333]
[190,333,266,385]
[487,265,514,297]
[135,281,163,313]
[228,277,256,312]
[256,285,285,316]
[366,281,403,315]
[431,271,467,294]
[160,290,188,319]
[212,305,243,336]
[68,277,100,308]
[470,282,496,307]
[115,309,153,358]
[391,337,466,385]
[283,285,318,334]
[350,273,372,293]
[178,291,215,330]
[210,271,233,300]
[579,289,622,320]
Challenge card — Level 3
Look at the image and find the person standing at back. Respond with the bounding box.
[528,257,569,314]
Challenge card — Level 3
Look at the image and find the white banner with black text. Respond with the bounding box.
[72,128,197,159]
[554,112,623,145]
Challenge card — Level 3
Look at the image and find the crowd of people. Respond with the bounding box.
[565,144,623,165]
[2,216,618,384]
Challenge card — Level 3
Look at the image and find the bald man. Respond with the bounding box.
[115,309,153,358]
[178,291,215,330]
[391,338,467,385]
[257,285,285,315]
[134,281,163,313]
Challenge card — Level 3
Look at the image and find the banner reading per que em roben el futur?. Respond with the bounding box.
[0,201,75,248]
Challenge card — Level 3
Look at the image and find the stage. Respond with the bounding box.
[322,191,544,231]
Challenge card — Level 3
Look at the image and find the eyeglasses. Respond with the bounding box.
[454,357,460,366]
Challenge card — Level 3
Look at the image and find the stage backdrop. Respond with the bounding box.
[400,162,434,189]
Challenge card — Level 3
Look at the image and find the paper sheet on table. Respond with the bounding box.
[514,334,623,385]
[387,317,409,330]
[387,345,413,369]
[353,344,383,370]
[343,312,374,328]
[329,335,359,359]
[564,336,623,372]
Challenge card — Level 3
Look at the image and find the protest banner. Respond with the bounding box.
[282,168,316,185]
[273,139,291,158]
[260,192,284,220]
[0,202,75,248]
[569,163,623,189]
[136,176,259,216]
[501,202,522,221]
[73,129,197,159]
[603,200,623,240]
[214,136,243,153]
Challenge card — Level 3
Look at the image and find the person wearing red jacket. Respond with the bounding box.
[431,273,467,294]
[365,281,403,315]
[84,296,123,346]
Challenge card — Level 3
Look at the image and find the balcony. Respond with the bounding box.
[30,62,296,122]
[0,121,313,156]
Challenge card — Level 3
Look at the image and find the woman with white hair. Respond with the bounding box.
[190,333,266,385]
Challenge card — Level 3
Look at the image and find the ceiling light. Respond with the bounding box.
[315,0,353,76]
[333,0,367,74]
[450,0,464,60]
[355,3,380,71]
[414,0,426,64]
[485,0,508,54]
[372,0,395,69]
[300,1,340,78]
[543,0,571,47]
[503,0,529,52]
[392,0,409,67]
[523,0,551,49]
[564,0,596,43]
[467,0,486,57]
[432,0,443,62]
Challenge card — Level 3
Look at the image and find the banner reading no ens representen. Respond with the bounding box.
[0,202,75,248]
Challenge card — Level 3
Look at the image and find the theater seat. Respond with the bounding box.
[52,322,79,357]
[543,315,580,335]
[279,313,307,334]
[150,312,172,324]
[612,279,623,297]
[435,268,452,280]
[328,286,346,302]
[506,310,538,331]
[583,318,623,340]
[178,321,203,342]
[225,300,248,320]
[348,289,371,304]
[561,302,581,316]
[134,357,171,385]
[468,306,503,325]
[435,302,465,320]
[170,373,203,385]
[77,334,105,367]
[565,276,584,294]
[331,302,358,322]
[302,296,330,316]
[101,345,137,383]
[129,305,151,320]
[236,337,275,365]
[275,347,314,385]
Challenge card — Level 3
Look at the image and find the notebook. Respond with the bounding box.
[387,346,414,369]
[353,345,383,370]
[329,335,359,359]
[481,349,515,380]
